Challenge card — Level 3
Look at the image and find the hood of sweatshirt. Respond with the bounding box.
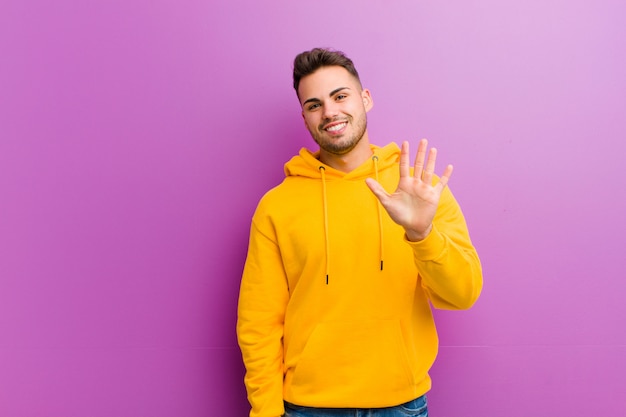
[282,142,401,284]
[284,142,401,180]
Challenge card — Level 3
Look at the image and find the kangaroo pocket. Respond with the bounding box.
[287,320,415,406]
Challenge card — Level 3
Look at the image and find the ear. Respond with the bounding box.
[361,89,374,112]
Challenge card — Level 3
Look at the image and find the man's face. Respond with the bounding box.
[298,66,373,156]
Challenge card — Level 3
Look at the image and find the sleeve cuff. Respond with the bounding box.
[404,225,447,262]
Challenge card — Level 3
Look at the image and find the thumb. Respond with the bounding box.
[365,178,389,203]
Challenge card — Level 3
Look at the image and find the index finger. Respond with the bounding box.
[399,141,411,178]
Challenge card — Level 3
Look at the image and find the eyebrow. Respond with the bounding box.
[302,87,351,107]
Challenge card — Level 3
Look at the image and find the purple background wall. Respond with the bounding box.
[1,0,625,416]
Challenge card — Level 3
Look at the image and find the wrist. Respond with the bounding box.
[405,224,433,242]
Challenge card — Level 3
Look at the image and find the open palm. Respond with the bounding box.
[365,139,453,241]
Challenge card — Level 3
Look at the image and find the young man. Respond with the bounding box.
[237,48,483,417]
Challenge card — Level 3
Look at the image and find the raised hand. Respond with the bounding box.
[365,139,453,241]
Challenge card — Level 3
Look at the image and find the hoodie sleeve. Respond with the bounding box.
[237,208,290,417]
[405,186,483,310]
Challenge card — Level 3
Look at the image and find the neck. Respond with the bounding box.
[319,136,373,173]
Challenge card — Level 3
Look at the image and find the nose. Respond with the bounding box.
[322,101,340,120]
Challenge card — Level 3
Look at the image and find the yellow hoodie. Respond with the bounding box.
[237,143,482,417]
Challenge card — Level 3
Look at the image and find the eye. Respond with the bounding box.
[336,94,347,100]
[307,103,321,111]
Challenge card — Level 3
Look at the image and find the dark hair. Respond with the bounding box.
[293,48,361,94]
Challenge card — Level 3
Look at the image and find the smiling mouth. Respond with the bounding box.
[324,122,348,132]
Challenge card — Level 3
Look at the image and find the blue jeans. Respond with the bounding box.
[283,395,427,417]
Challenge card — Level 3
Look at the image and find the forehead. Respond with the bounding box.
[298,66,361,101]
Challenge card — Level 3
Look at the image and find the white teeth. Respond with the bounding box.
[326,122,347,132]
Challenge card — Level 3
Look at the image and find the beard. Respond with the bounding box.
[308,112,368,156]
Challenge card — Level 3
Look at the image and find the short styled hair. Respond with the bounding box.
[293,48,362,94]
